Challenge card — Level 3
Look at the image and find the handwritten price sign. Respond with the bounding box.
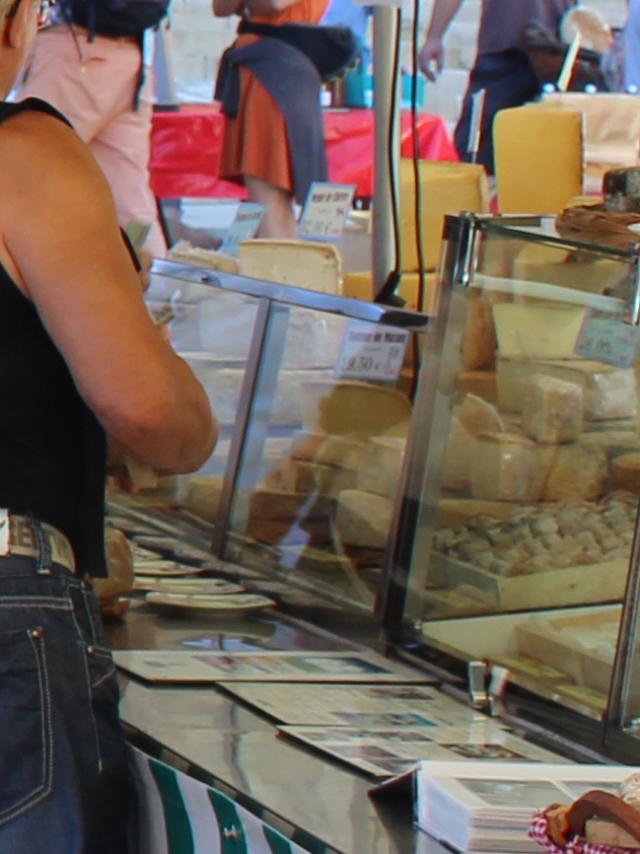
[335,321,409,381]
[574,312,640,369]
[298,182,356,241]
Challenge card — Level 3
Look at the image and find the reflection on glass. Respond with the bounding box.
[225,307,416,614]
[413,219,640,720]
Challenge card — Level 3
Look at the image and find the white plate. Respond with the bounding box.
[134,578,244,595]
[145,591,276,616]
[134,561,195,577]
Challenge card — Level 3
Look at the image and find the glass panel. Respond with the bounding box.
[106,271,260,549]
[406,217,640,720]
[224,304,419,615]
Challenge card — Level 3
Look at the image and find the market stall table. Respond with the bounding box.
[150,104,458,200]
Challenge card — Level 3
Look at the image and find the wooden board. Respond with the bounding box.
[429,552,628,611]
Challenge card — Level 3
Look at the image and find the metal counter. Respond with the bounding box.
[108,601,443,854]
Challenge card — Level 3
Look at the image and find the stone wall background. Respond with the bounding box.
[165,0,628,126]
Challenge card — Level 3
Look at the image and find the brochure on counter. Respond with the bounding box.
[415,761,637,853]
[218,683,486,727]
[113,650,434,684]
[278,723,562,780]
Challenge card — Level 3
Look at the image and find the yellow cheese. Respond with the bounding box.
[513,244,623,295]
[611,453,640,496]
[493,106,583,214]
[289,431,364,470]
[300,380,411,438]
[441,416,476,493]
[497,358,637,421]
[458,393,505,437]
[399,159,490,272]
[335,489,393,548]
[238,239,342,294]
[493,303,586,359]
[285,459,357,497]
[357,437,405,499]
[521,376,583,443]
[167,240,240,273]
[470,433,537,502]
[543,444,607,501]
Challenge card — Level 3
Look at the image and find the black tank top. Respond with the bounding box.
[0,98,107,576]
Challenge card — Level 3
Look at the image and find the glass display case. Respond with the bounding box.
[107,259,429,620]
[380,212,640,756]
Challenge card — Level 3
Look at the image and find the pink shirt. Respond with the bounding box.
[478,0,575,54]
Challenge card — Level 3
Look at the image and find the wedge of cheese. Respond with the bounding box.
[497,358,637,421]
[335,489,393,549]
[300,380,411,438]
[238,239,342,294]
[521,375,583,443]
[470,433,537,502]
[493,303,586,360]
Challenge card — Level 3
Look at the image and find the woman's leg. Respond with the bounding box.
[245,174,297,239]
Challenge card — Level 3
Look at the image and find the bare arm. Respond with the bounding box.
[419,0,463,80]
[0,112,217,474]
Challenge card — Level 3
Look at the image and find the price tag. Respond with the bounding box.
[298,182,356,241]
[219,203,264,255]
[335,321,409,381]
[574,312,640,368]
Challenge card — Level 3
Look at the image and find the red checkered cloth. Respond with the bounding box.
[529,810,640,854]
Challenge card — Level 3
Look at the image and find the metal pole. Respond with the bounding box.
[372,6,401,299]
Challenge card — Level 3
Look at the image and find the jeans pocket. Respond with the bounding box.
[0,627,52,825]
[85,644,121,771]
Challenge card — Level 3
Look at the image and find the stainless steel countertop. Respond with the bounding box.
[110,602,446,853]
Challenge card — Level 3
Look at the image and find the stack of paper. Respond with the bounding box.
[416,761,637,853]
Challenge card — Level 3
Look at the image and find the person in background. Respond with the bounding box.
[213,0,328,238]
[624,0,640,89]
[17,0,168,257]
[0,0,217,849]
[321,0,372,68]
[419,0,575,173]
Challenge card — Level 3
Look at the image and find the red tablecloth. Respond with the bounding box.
[150,103,458,200]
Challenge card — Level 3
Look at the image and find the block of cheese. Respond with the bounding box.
[493,106,582,214]
[458,393,505,437]
[462,297,498,371]
[286,460,357,497]
[513,244,622,295]
[497,357,637,421]
[521,375,583,443]
[442,415,475,493]
[357,437,405,500]
[611,453,640,496]
[399,159,490,272]
[249,490,334,521]
[470,433,537,502]
[167,240,240,273]
[493,303,586,359]
[289,431,364,470]
[335,489,393,549]
[238,239,342,294]
[543,444,607,501]
[181,475,224,522]
[301,380,411,438]
[458,370,498,404]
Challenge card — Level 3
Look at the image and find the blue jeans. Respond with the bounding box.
[454,49,540,174]
[0,545,131,853]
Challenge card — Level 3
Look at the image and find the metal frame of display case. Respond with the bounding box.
[377,213,640,761]
[147,259,430,616]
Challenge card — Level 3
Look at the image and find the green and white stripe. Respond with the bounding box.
[132,747,313,854]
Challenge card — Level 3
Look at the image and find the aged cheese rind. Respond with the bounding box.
[357,437,405,500]
[497,357,637,421]
[543,444,608,501]
[458,393,505,437]
[470,433,537,502]
[335,489,393,549]
[611,453,640,496]
[521,375,583,443]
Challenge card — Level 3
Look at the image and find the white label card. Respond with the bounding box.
[335,320,409,381]
[0,509,7,556]
[298,182,356,241]
[219,203,265,254]
[574,311,640,368]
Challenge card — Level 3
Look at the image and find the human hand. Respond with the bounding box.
[418,37,444,80]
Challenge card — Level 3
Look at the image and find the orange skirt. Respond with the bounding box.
[219,52,293,194]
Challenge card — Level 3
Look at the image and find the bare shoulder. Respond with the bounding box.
[0,106,108,203]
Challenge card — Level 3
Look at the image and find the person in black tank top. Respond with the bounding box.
[0,2,217,851]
